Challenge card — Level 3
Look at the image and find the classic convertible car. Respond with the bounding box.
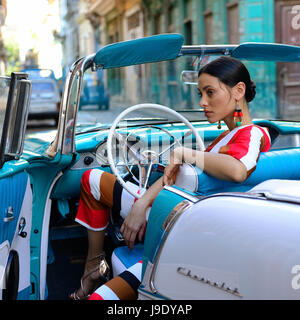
[1,34,300,300]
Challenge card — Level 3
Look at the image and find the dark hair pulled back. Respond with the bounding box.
[198,56,256,102]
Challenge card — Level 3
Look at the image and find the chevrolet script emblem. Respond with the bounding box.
[177,267,243,298]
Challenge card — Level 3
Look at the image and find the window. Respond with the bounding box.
[168,5,176,32]
[183,0,193,45]
[154,14,161,34]
[184,20,192,45]
[184,0,192,19]
[128,11,140,30]
[227,2,239,44]
[204,11,213,44]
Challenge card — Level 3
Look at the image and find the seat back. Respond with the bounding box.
[196,148,300,195]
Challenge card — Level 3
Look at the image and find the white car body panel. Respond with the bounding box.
[149,180,300,300]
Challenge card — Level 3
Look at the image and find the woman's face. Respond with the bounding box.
[198,73,236,123]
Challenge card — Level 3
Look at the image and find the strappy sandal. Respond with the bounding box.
[69,253,110,300]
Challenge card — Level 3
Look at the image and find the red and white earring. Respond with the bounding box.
[234,104,243,127]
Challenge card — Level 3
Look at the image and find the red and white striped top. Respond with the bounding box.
[205,124,271,176]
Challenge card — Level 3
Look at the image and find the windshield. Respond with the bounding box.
[76,54,300,130]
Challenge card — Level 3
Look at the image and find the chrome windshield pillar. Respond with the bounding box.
[46,54,96,157]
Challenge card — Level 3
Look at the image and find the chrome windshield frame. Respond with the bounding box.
[180,44,238,56]
[61,54,96,155]
[47,54,96,157]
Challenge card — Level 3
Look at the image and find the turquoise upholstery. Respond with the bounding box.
[112,191,184,279]
[113,243,144,269]
[93,34,184,69]
[232,42,300,62]
[0,171,29,245]
[196,148,300,195]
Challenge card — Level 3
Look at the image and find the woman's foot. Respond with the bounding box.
[69,254,110,300]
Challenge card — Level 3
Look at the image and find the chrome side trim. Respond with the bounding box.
[139,262,169,300]
[138,287,164,300]
[163,185,199,203]
[141,199,193,297]
[201,190,300,205]
[162,200,192,230]
[250,191,300,205]
[140,261,155,294]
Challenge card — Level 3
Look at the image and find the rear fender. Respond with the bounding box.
[141,193,300,300]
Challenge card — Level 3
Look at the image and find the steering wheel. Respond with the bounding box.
[107,103,205,199]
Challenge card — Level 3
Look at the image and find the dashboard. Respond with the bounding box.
[71,127,197,172]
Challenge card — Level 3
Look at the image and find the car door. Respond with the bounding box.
[0,169,32,300]
[0,73,32,300]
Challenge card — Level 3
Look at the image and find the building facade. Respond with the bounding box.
[142,0,278,117]
[59,0,80,72]
[0,0,7,74]
[81,0,145,103]
[60,0,300,118]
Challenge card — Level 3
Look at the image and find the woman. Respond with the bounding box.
[70,56,271,300]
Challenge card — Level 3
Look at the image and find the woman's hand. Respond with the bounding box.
[163,162,180,186]
[163,147,183,186]
[120,177,165,250]
[120,199,147,250]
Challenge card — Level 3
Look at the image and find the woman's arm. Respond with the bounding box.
[122,145,248,249]
[163,147,248,186]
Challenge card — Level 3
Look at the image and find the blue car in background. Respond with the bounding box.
[28,78,61,124]
[21,68,57,81]
[79,72,110,110]
[21,68,61,124]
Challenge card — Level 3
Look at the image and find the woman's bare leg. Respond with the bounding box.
[69,229,108,299]
[85,229,106,271]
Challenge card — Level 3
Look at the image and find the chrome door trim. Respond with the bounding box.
[163,185,199,203]
[140,199,193,298]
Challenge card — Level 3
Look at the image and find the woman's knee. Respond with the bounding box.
[81,169,104,200]
[81,169,93,187]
